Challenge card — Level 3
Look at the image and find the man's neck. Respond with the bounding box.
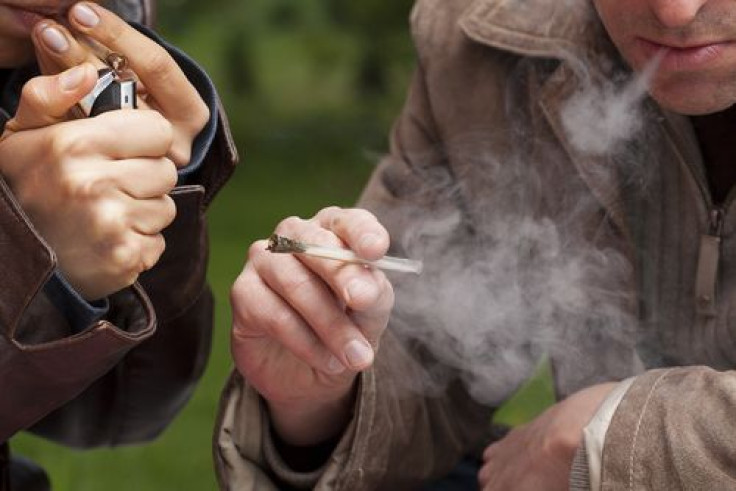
[690,105,736,205]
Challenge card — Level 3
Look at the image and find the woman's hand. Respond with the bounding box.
[0,66,178,300]
[31,1,209,167]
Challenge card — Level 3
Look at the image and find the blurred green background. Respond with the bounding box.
[11,1,553,489]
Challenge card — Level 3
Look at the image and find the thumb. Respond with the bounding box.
[4,63,97,134]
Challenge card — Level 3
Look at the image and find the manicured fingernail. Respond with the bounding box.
[72,3,99,27]
[326,356,346,375]
[60,65,86,91]
[40,26,69,53]
[344,340,373,369]
[346,279,375,305]
[360,234,380,251]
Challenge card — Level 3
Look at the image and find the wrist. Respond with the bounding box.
[267,380,358,446]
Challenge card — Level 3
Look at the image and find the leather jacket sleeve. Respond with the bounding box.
[0,97,237,446]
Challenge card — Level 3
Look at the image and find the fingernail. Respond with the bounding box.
[40,26,69,53]
[72,3,100,27]
[346,279,375,305]
[344,340,373,369]
[60,65,86,91]
[326,356,346,375]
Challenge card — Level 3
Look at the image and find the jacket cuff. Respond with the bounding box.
[262,421,328,488]
[130,23,219,182]
[577,377,635,491]
[569,440,591,491]
[214,370,375,490]
[42,271,109,334]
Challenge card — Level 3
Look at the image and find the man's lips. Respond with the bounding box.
[3,1,72,16]
[8,7,48,32]
[636,37,732,71]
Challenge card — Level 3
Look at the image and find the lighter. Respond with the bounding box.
[77,54,136,117]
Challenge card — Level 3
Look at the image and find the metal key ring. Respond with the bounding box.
[105,52,128,74]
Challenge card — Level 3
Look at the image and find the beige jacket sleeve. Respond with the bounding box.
[215,336,490,490]
[595,366,736,489]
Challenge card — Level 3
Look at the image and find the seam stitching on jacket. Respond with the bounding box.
[0,181,53,335]
[628,370,670,490]
[461,17,581,59]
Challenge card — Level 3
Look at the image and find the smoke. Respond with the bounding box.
[560,52,663,156]
[382,54,662,406]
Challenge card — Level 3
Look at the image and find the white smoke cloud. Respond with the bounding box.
[382,54,661,406]
[560,53,663,156]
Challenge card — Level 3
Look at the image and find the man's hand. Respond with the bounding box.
[0,67,178,300]
[230,207,395,446]
[31,2,209,167]
[478,382,618,490]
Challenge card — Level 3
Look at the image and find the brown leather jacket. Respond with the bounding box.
[216,0,736,489]
[0,0,237,487]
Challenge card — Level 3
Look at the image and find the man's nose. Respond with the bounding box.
[648,0,709,27]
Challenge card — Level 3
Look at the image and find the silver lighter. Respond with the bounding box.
[77,67,136,117]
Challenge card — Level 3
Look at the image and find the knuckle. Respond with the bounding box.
[143,46,174,81]
[94,200,126,229]
[343,208,379,232]
[170,140,191,167]
[162,195,177,225]
[305,226,337,246]
[161,158,178,190]
[193,100,210,130]
[146,111,174,145]
[281,271,314,299]
[48,126,86,156]
[60,171,108,202]
[230,272,253,305]
[267,309,300,337]
[276,215,305,234]
[323,310,347,331]
[110,240,140,274]
[102,17,127,43]
[20,78,47,108]
[315,206,342,222]
[248,240,270,261]
[140,235,166,272]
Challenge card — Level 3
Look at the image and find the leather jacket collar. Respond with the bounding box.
[104,0,155,25]
[458,0,613,62]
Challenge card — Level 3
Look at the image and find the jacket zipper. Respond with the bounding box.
[662,117,735,319]
[695,208,723,317]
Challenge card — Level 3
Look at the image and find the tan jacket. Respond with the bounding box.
[215,0,736,489]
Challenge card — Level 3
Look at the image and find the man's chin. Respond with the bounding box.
[649,84,736,116]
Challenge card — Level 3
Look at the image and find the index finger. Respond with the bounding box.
[313,207,390,261]
[66,2,199,120]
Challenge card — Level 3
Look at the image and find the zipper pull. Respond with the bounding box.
[709,208,724,236]
[695,208,723,317]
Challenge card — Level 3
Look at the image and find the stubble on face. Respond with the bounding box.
[593,0,736,115]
